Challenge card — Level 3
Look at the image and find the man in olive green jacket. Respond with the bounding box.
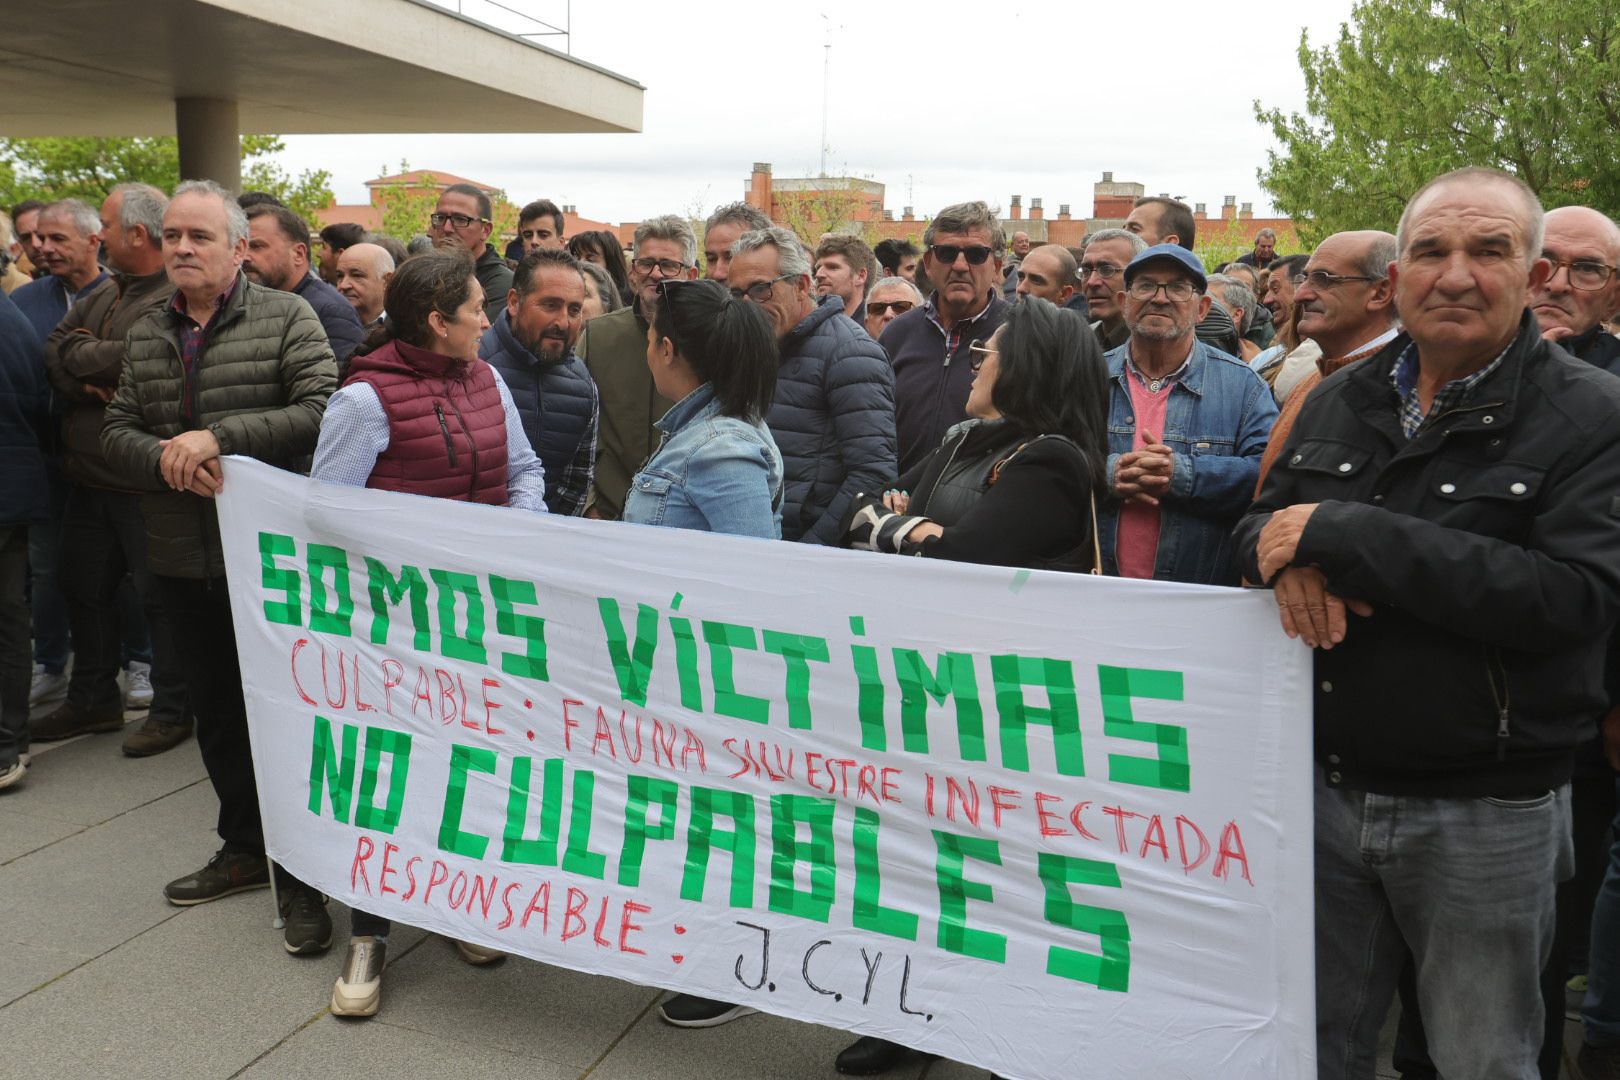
[101,180,336,954]
[576,214,696,518]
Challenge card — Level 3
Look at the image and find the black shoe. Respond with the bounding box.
[657,994,757,1028]
[281,884,333,955]
[163,848,270,906]
[835,1036,920,1075]
[1577,1042,1620,1080]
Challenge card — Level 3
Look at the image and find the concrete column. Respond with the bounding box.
[175,98,241,192]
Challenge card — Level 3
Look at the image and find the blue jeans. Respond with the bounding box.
[1314,771,1571,1080]
[1582,778,1620,1046]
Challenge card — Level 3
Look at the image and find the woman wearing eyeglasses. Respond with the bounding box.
[841,296,1108,571]
[622,278,784,539]
[832,298,1107,1078]
[311,250,547,1018]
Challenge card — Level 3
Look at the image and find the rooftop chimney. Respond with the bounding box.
[1223,195,1236,206]
[883,210,894,221]
[1240,201,1254,220]
[1102,171,1113,183]
[1010,195,1022,221]
[1058,203,1071,220]
[902,206,914,221]
[1030,197,1044,221]
[752,162,772,174]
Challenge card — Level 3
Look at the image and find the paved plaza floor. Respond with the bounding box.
[0,698,1581,1079]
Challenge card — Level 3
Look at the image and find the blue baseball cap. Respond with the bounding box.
[1123,244,1208,291]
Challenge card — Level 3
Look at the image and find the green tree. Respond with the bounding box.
[1255,0,1620,246]
[0,135,333,226]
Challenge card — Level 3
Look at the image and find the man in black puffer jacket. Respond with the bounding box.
[727,226,895,544]
[1236,167,1620,1080]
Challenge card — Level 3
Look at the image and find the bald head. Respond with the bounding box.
[1294,229,1397,359]
[1532,205,1620,339]
[1013,244,1077,304]
[335,242,394,324]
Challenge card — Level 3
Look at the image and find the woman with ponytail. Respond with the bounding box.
[622,278,783,539]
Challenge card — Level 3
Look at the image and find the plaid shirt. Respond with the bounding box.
[550,386,598,516]
[923,289,1000,355]
[1389,341,1510,439]
[169,280,237,424]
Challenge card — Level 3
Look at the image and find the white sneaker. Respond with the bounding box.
[330,936,385,1018]
[29,665,67,707]
[0,759,26,791]
[123,662,154,710]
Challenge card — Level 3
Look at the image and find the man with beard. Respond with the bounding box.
[244,204,363,362]
[480,248,598,515]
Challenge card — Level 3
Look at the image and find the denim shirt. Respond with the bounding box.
[623,382,784,539]
[1099,339,1278,585]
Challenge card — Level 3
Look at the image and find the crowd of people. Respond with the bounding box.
[3,165,1620,1080]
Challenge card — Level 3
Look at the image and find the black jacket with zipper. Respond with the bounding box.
[1235,312,1620,798]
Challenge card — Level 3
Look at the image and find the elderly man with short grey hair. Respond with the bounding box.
[1237,167,1620,1080]
[576,213,698,518]
[37,181,194,757]
[1236,226,1280,270]
[877,200,1008,469]
[10,198,106,343]
[863,275,922,341]
[1079,227,1147,351]
[102,177,336,956]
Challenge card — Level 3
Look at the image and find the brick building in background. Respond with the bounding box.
[740,163,1298,255]
[316,168,639,247]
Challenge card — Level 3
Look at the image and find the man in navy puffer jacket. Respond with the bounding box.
[728,227,895,544]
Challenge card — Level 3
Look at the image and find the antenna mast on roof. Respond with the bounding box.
[819,15,832,177]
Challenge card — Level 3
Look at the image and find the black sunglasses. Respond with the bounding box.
[929,244,994,266]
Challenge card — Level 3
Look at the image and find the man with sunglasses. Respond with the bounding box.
[863,277,922,340]
[430,183,512,321]
[1531,205,1620,376]
[724,226,895,546]
[877,201,1008,470]
[1099,244,1276,585]
[1078,229,1146,351]
[575,214,695,518]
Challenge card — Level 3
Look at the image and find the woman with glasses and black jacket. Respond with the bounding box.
[841,296,1109,575]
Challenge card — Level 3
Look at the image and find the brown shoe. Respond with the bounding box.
[31,701,125,741]
[122,715,193,757]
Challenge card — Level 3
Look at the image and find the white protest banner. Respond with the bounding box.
[216,456,1315,1080]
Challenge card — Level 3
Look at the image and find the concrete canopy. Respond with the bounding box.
[0,0,642,186]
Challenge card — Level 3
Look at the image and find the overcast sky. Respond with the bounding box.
[277,0,1360,225]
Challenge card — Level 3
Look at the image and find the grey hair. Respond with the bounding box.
[1395,167,1544,268]
[924,201,1005,254]
[173,179,249,246]
[1082,228,1148,257]
[704,201,771,237]
[41,198,101,237]
[109,182,168,241]
[1207,274,1257,334]
[869,275,923,304]
[578,259,622,314]
[1356,231,1399,280]
[633,213,697,267]
[731,226,812,280]
[1255,227,1277,242]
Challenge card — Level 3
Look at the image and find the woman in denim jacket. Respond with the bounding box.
[623,279,783,539]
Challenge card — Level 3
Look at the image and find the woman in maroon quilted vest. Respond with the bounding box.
[311,248,547,510]
[310,250,545,1019]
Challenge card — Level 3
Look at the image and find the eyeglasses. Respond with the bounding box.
[968,339,998,372]
[429,212,490,229]
[1079,261,1123,281]
[632,256,692,277]
[730,274,794,303]
[1127,279,1199,302]
[866,299,915,317]
[1545,257,1618,291]
[1298,269,1378,291]
[929,244,994,266]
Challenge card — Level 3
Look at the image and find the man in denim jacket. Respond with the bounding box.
[1098,244,1277,584]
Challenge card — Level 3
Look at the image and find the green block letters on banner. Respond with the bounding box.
[1037,851,1132,992]
[1099,665,1190,792]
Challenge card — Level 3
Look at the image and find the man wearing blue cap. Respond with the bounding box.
[1098,243,1277,585]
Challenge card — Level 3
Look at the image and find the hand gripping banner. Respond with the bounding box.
[216,457,1316,1079]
